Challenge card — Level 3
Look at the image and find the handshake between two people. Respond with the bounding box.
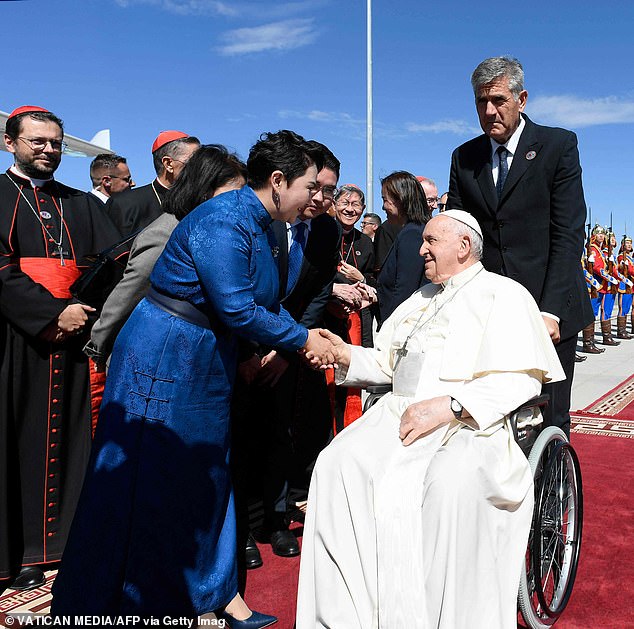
[299,328,350,371]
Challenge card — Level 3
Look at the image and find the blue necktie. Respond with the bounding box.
[496,146,509,199]
[286,222,307,294]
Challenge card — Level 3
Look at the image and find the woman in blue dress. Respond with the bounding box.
[51,131,332,627]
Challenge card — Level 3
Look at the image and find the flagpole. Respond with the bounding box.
[366,0,373,213]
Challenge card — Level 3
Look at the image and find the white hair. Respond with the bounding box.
[451,220,483,260]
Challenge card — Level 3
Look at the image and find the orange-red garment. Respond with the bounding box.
[329,310,364,436]
[19,257,81,298]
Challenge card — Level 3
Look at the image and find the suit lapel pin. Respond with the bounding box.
[271,246,279,258]
[525,150,537,161]
[355,250,361,255]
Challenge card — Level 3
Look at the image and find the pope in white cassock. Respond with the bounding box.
[296,210,566,628]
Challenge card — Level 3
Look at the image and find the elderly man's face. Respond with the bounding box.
[420,180,438,212]
[419,216,468,284]
[334,191,364,229]
[475,75,527,144]
[165,142,200,181]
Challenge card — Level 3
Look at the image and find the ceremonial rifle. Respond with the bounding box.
[608,212,618,294]
[585,208,598,298]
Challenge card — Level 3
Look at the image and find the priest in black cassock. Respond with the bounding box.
[104,130,200,236]
[0,106,121,590]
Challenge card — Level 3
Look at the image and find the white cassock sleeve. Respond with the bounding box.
[334,344,392,387]
[453,370,543,432]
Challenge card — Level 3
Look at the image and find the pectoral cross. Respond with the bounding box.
[396,347,408,359]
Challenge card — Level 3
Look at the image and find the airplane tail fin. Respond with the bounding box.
[90,130,111,150]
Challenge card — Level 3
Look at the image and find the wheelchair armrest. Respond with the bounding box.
[366,384,393,395]
[362,384,393,413]
[509,394,550,454]
[511,394,550,416]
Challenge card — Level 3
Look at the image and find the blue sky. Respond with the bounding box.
[2,0,634,232]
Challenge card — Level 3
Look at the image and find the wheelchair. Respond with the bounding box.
[363,387,583,629]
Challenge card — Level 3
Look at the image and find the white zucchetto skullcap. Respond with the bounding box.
[441,210,483,238]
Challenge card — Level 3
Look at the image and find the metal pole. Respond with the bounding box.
[366,0,373,213]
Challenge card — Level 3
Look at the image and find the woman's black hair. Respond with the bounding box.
[380,170,431,224]
[162,144,247,220]
[247,130,323,190]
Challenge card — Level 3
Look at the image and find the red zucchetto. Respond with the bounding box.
[151,130,189,153]
[7,105,50,119]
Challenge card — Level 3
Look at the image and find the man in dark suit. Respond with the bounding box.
[88,153,134,204]
[448,56,594,436]
[233,142,340,564]
[105,130,199,235]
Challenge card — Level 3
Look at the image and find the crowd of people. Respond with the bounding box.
[0,54,606,627]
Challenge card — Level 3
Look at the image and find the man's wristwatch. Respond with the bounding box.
[450,397,463,420]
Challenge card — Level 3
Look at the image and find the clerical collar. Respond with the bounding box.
[153,178,170,197]
[341,226,354,235]
[489,114,525,160]
[10,164,53,189]
[441,261,484,290]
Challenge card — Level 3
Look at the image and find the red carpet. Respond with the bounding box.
[3,397,633,628]
[244,412,634,629]
[552,426,634,628]
[243,523,303,628]
[577,373,634,421]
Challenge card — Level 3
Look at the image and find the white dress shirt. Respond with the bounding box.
[490,115,525,187]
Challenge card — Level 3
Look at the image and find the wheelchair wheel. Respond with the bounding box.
[518,426,583,628]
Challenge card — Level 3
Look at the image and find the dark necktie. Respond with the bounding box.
[286,221,308,294]
[496,146,509,199]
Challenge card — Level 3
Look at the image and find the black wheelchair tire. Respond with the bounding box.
[518,426,583,628]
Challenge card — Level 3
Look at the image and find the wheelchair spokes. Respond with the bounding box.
[518,427,583,629]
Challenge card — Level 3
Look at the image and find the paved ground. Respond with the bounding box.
[572,321,634,410]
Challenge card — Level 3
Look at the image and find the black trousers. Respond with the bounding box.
[541,333,577,437]
[232,360,331,533]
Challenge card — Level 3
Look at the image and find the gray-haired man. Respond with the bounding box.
[448,55,593,436]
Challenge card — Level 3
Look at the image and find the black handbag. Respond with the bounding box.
[70,229,143,309]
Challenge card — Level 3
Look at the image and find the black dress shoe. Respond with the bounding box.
[10,566,46,591]
[245,533,263,569]
[269,529,300,557]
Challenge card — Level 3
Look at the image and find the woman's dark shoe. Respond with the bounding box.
[216,610,278,628]
[9,566,46,591]
[245,533,263,569]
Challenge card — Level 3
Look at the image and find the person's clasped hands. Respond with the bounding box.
[330,281,377,317]
[299,328,342,370]
[300,328,350,372]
